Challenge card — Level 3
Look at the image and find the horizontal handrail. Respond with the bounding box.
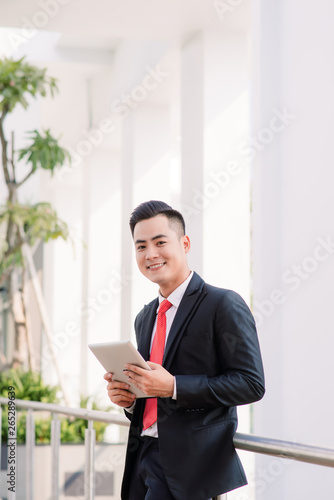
[234,432,334,468]
[1,397,334,469]
[0,396,129,425]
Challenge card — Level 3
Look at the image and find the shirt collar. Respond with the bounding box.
[157,271,194,311]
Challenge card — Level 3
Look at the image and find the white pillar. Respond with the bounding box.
[181,33,204,274]
[121,114,135,341]
[252,1,334,499]
[131,105,174,314]
[80,158,90,396]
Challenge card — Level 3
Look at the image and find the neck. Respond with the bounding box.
[159,269,191,298]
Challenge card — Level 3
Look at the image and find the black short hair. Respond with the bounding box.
[129,200,186,237]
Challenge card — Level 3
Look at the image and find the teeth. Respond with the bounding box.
[149,263,164,269]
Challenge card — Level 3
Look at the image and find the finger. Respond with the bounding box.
[109,394,136,407]
[107,381,130,391]
[103,372,113,381]
[123,369,138,379]
[108,389,136,400]
[124,370,150,384]
[124,364,146,375]
[123,372,140,387]
[146,361,161,370]
[124,363,136,370]
[117,400,136,408]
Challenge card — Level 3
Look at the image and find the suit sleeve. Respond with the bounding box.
[175,290,265,409]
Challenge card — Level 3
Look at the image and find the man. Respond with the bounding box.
[105,200,265,500]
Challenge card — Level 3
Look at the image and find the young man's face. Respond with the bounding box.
[133,215,191,296]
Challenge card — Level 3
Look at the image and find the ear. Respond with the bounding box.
[182,235,191,254]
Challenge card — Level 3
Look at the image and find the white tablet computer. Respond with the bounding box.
[89,340,152,398]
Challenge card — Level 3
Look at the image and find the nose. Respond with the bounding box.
[145,244,159,260]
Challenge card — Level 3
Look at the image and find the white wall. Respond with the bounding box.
[252,1,334,499]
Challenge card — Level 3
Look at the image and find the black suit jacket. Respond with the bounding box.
[121,272,265,500]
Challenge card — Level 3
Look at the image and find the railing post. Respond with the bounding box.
[0,405,2,470]
[26,409,35,500]
[85,420,96,500]
[51,413,61,500]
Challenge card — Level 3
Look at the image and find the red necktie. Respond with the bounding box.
[142,299,172,430]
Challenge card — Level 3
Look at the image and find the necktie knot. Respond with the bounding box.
[158,299,172,316]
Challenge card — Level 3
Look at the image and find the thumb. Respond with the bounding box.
[147,361,161,370]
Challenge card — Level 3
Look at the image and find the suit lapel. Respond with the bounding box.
[137,298,158,361]
[163,272,206,370]
[136,273,206,368]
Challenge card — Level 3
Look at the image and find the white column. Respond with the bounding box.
[131,105,174,316]
[181,33,204,274]
[80,158,90,396]
[252,1,334,499]
[121,114,135,341]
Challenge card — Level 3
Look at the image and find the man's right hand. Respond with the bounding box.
[104,372,136,408]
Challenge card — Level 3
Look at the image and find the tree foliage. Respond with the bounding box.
[0,202,69,281]
[18,129,71,175]
[0,57,57,113]
[0,56,72,377]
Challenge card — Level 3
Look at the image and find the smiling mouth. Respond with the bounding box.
[147,262,166,270]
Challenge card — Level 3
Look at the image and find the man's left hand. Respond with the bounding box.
[123,362,174,398]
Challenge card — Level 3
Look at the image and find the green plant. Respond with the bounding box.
[0,368,59,402]
[0,369,110,444]
[0,57,57,113]
[0,201,69,275]
[0,368,60,444]
[0,56,71,374]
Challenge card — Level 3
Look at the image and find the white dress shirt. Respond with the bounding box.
[128,271,194,438]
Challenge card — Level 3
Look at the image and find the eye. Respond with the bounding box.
[137,245,146,251]
[156,240,166,246]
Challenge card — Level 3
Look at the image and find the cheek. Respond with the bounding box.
[136,255,144,268]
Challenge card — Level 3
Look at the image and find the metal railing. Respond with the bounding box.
[1,396,334,500]
[0,397,129,500]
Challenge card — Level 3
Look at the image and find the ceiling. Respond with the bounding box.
[0,0,250,51]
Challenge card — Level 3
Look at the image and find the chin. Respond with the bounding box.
[149,275,165,285]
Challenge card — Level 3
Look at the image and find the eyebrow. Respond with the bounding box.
[135,234,168,245]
